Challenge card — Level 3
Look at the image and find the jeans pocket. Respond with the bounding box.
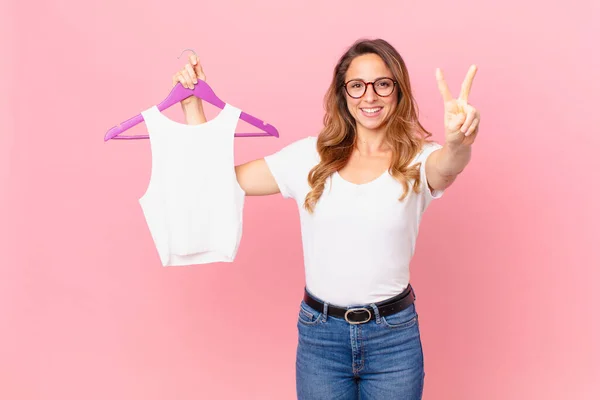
[298,301,323,326]
[381,303,418,329]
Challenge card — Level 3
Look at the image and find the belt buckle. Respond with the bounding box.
[344,307,372,325]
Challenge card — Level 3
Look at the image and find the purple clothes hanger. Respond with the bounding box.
[104,49,279,141]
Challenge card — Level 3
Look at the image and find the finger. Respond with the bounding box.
[195,65,206,81]
[459,64,478,102]
[185,64,198,84]
[173,72,187,88]
[450,113,466,131]
[179,70,193,89]
[436,68,453,102]
[195,62,206,81]
[465,118,479,137]
[187,54,206,79]
[460,107,477,133]
[175,71,187,89]
[175,72,187,89]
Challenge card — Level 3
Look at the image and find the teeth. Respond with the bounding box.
[362,108,382,113]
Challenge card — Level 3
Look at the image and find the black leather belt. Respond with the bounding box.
[303,284,415,325]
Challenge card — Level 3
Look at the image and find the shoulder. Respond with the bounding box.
[263,136,319,200]
[414,140,443,163]
[263,135,320,174]
[420,140,443,154]
[287,135,318,153]
[272,135,319,162]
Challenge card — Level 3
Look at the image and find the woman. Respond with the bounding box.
[172,38,480,400]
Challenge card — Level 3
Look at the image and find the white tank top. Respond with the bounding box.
[139,103,245,266]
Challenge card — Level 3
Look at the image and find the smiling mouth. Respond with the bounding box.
[360,107,383,117]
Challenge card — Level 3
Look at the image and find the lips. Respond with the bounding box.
[360,107,383,117]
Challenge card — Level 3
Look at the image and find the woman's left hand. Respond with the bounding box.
[436,65,480,147]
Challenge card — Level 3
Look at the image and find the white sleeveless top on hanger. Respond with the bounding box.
[139,103,245,266]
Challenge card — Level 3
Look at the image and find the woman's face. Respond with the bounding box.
[344,53,398,133]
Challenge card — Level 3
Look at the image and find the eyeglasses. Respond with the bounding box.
[343,78,398,99]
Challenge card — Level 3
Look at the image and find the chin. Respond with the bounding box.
[358,119,385,132]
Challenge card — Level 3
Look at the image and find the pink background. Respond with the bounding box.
[2,1,599,399]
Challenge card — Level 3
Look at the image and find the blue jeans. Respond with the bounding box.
[296,290,425,400]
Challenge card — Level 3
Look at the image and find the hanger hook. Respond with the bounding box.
[178,48,198,59]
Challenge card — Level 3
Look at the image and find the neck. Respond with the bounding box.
[355,126,389,155]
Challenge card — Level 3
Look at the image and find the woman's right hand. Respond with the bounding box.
[172,53,206,106]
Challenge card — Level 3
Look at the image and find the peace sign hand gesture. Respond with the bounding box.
[436,65,480,147]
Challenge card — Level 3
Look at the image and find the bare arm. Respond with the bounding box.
[428,64,480,192]
[425,143,471,192]
[234,159,280,196]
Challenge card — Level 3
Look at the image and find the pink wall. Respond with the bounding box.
[2,1,599,399]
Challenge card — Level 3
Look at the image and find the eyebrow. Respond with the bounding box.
[346,76,392,81]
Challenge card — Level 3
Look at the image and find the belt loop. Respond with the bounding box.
[370,303,381,324]
[323,302,328,321]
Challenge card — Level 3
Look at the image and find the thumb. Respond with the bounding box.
[450,114,466,131]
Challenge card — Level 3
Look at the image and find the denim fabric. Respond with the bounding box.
[296,291,424,399]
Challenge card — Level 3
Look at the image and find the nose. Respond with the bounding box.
[364,83,377,102]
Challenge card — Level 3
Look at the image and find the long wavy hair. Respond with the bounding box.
[303,38,436,213]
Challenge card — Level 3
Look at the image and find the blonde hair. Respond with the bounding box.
[303,38,435,213]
